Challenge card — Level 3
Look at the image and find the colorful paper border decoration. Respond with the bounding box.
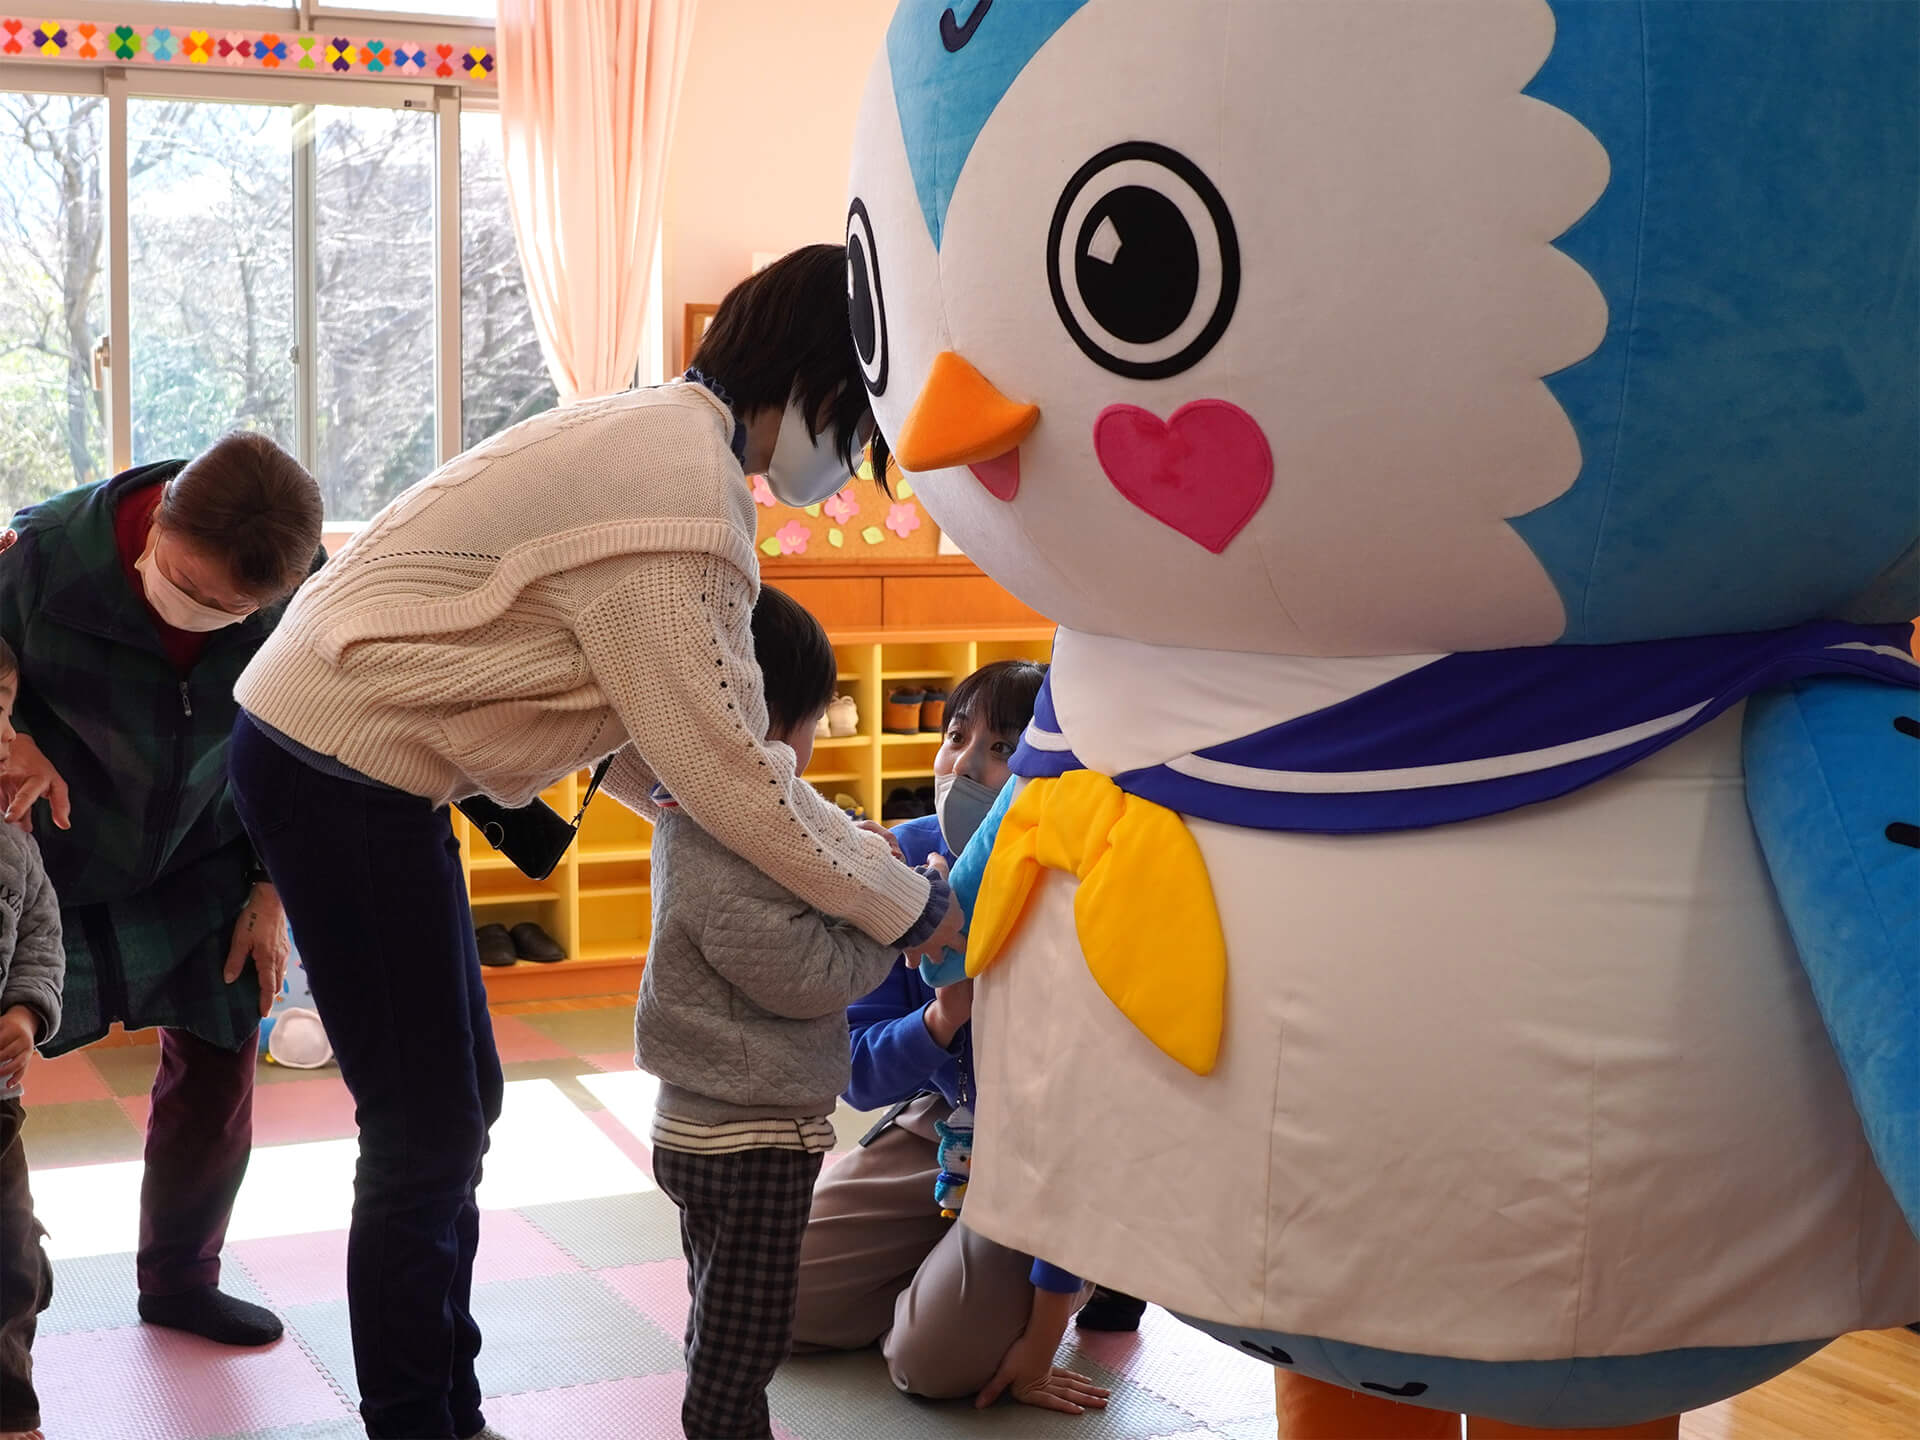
[0,17,496,82]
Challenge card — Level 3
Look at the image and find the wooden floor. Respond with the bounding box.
[1682,1327,1920,1440]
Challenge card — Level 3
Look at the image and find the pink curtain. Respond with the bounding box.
[497,0,695,404]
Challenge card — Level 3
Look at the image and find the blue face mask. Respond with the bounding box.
[935,771,1001,855]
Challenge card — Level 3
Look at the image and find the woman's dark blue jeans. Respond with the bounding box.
[230,714,503,1440]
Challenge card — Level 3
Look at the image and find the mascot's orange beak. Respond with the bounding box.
[893,353,1038,500]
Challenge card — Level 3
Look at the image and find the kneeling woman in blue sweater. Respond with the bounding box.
[791,661,1112,1417]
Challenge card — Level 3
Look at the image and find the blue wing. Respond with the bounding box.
[1745,675,1920,1235]
[917,775,1020,988]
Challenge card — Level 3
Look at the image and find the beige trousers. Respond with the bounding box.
[791,1094,1091,1398]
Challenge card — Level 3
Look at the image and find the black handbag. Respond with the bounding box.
[454,756,615,881]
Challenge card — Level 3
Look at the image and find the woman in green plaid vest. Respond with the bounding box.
[0,433,324,1349]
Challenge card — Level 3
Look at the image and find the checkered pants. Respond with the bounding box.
[653,1145,823,1440]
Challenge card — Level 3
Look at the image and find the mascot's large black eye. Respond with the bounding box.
[1048,142,1238,380]
[846,198,889,397]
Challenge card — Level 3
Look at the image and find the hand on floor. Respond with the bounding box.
[977,1330,1111,1416]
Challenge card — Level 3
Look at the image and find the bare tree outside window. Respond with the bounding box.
[0,92,109,513]
[2,88,554,523]
[460,110,557,450]
[129,99,297,467]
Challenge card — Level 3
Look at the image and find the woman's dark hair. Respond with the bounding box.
[692,244,890,481]
[948,659,1047,739]
[0,636,16,683]
[159,432,323,599]
[750,585,838,737]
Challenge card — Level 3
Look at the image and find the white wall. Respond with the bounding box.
[663,0,896,369]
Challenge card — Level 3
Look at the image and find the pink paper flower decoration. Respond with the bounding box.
[775,520,811,555]
[884,503,922,540]
[750,474,776,508]
[823,487,860,526]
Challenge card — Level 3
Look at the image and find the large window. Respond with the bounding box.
[1,22,664,524]
[0,92,107,507]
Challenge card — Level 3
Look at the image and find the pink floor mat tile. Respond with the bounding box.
[490,1014,576,1063]
[33,1323,351,1439]
[23,1050,111,1105]
[484,1372,800,1440]
[234,1211,581,1310]
[581,1050,635,1072]
[250,1076,361,1146]
[598,1258,689,1343]
[589,1107,652,1177]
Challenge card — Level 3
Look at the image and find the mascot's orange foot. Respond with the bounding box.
[1274,1371,1681,1439]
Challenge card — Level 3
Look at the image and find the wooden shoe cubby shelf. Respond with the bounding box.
[461,558,1052,1001]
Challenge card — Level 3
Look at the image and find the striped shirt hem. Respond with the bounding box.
[650,1112,837,1156]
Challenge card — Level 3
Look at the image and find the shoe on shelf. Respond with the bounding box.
[884,690,925,734]
[833,792,866,822]
[476,924,518,967]
[828,694,860,738]
[510,922,566,963]
[139,1286,283,1346]
[920,689,948,733]
[914,785,937,818]
[815,710,832,739]
[1076,1285,1148,1331]
[882,787,918,823]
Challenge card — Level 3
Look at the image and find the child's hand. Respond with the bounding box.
[0,1004,40,1089]
[857,819,906,862]
[1,734,72,834]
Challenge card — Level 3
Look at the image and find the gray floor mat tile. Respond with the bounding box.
[43,1248,273,1337]
[520,1190,685,1270]
[770,1346,1196,1440]
[474,1271,683,1397]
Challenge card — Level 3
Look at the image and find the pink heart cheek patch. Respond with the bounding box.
[1094,399,1273,554]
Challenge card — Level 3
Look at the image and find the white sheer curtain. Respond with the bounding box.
[497,0,695,403]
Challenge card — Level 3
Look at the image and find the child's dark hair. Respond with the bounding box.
[750,585,838,737]
[947,659,1046,739]
[692,245,890,481]
[0,636,15,683]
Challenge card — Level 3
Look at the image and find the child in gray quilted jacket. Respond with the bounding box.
[635,586,918,1440]
[0,637,67,1440]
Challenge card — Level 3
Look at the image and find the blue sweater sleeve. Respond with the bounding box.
[845,958,957,1111]
[1030,1259,1082,1293]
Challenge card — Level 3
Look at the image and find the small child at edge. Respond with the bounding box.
[635,584,920,1440]
[0,637,68,1440]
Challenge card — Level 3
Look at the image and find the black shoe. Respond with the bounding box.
[476,923,518,967]
[914,785,937,818]
[882,787,918,822]
[1076,1285,1148,1332]
[139,1285,283,1346]
[510,922,566,963]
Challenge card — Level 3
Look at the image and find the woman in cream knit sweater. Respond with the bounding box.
[228,248,959,1440]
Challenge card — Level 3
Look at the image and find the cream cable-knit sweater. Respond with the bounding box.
[237,382,929,945]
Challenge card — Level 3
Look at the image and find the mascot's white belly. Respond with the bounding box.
[964,705,1917,1361]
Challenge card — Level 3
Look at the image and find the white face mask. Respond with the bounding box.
[764,397,855,507]
[136,527,254,633]
[935,771,1002,856]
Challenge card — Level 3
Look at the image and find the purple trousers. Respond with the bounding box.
[136,1026,257,1295]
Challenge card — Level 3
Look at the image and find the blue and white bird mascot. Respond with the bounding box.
[848,0,1920,1433]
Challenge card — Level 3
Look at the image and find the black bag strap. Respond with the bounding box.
[569,754,615,829]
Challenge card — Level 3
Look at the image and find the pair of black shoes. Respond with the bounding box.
[477,922,565,967]
[882,785,938,822]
